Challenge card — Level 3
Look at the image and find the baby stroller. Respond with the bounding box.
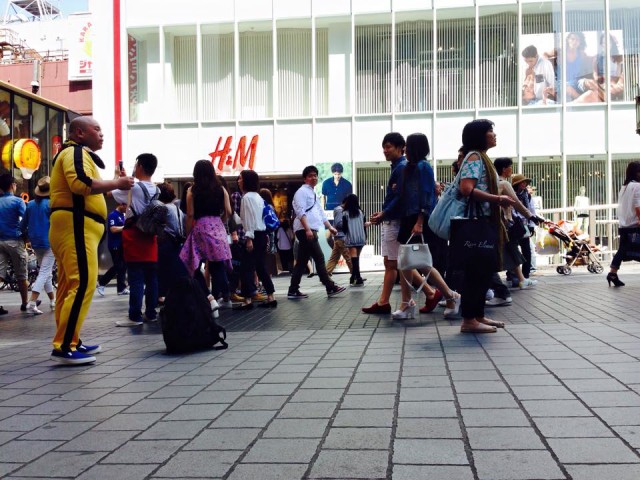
[546,221,603,275]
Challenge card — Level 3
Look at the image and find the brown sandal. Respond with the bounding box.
[460,323,497,334]
[478,317,505,328]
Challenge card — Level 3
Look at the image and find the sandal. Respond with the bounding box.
[478,317,505,328]
[460,323,497,334]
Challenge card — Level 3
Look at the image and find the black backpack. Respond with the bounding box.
[130,183,168,236]
[159,277,228,354]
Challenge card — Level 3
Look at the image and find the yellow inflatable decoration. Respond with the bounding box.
[1,138,41,179]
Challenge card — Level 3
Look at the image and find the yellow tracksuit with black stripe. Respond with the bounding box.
[50,141,106,352]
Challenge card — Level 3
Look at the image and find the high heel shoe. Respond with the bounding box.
[606,272,625,287]
[443,292,461,319]
[392,300,416,320]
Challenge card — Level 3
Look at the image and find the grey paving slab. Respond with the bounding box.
[309,450,389,479]
[393,438,468,465]
[548,437,640,463]
[474,450,565,480]
[227,463,308,480]
[324,427,392,450]
[154,450,238,478]
[263,418,330,437]
[11,451,107,478]
[76,464,159,480]
[185,428,261,450]
[533,416,615,438]
[392,465,474,480]
[102,439,187,464]
[243,438,320,463]
[565,464,640,480]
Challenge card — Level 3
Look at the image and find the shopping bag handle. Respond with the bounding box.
[406,233,425,245]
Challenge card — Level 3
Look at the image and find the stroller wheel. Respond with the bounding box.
[563,266,572,276]
[587,264,594,273]
[556,266,565,275]
[592,263,604,274]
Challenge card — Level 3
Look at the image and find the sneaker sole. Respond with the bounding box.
[287,296,308,300]
[50,354,96,365]
[115,321,143,327]
[327,289,346,297]
[81,346,102,355]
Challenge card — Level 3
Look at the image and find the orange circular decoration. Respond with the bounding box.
[21,192,29,203]
[1,139,41,179]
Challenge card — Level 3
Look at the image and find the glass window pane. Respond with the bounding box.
[239,22,273,119]
[127,27,161,123]
[395,13,433,112]
[479,7,518,108]
[564,0,606,104]
[165,25,197,121]
[521,2,560,106]
[277,20,312,117]
[436,8,474,110]
[522,157,562,210]
[202,24,235,120]
[315,26,329,116]
[355,14,392,114]
[610,0,638,103]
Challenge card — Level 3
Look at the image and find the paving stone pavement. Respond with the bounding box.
[1,266,640,479]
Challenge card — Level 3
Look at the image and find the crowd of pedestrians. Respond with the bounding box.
[2,115,640,365]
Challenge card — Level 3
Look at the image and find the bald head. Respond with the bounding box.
[69,116,103,152]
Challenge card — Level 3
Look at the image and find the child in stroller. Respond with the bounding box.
[546,220,603,275]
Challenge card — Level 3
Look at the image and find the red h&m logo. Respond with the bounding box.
[209,135,259,174]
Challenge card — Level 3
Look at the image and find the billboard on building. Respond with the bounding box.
[68,14,94,81]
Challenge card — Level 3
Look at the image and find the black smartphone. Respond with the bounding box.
[118,160,124,173]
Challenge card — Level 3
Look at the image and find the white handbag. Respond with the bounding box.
[397,234,433,271]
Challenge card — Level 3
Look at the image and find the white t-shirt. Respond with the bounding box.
[112,181,159,220]
[617,182,640,228]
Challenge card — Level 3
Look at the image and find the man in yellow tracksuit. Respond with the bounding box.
[49,116,134,365]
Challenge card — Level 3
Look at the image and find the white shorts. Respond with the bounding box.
[380,220,401,261]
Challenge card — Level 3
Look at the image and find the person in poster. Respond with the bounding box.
[521,45,556,105]
[321,162,352,211]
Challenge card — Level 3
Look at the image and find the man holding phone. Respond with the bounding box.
[49,116,134,365]
[287,165,345,299]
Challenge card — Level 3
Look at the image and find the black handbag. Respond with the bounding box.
[508,215,527,241]
[449,200,499,271]
[619,227,640,262]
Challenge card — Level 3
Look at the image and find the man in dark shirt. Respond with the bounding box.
[362,133,406,314]
[321,162,352,211]
[97,203,128,296]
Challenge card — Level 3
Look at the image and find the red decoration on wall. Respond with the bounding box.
[209,135,259,174]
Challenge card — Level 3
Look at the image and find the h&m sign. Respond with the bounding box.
[209,135,259,174]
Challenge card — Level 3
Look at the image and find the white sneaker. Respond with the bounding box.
[519,279,537,290]
[50,300,55,310]
[217,299,234,309]
[485,289,495,301]
[486,296,512,307]
[26,301,43,315]
[115,319,143,327]
[117,288,130,295]
[97,285,105,297]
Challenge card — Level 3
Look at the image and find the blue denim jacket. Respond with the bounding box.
[382,156,407,220]
[397,159,436,217]
[0,192,25,240]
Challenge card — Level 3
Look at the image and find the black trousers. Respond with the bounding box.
[460,258,494,319]
[100,247,127,292]
[289,230,333,292]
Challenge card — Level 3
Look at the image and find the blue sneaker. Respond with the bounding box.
[76,344,102,355]
[50,349,96,365]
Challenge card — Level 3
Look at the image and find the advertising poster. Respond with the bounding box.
[521,30,624,105]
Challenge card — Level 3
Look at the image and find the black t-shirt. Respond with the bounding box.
[193,187,224,219]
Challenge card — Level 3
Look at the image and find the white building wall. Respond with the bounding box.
[87,0,640,209]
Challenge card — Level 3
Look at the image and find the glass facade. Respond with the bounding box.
[0,83,67,201]
[125,0,640,215]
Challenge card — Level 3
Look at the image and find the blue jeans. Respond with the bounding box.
[127,262,158,321]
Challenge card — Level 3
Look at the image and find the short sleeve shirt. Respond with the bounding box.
[459,152,492,217]
[107,210,125,249]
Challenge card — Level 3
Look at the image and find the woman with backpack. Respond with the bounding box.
[336,194,368,287]
[180,160,232,313]
[238,170,277,309]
